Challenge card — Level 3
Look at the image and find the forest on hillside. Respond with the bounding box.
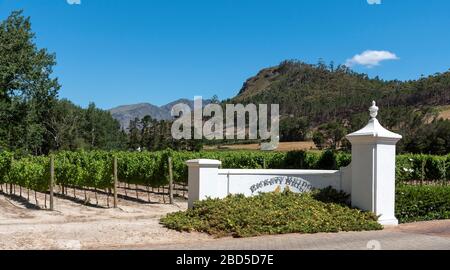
[1,11,449,155]
[229,60,450,154]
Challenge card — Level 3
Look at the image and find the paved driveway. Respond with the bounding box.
[138,220,450,250]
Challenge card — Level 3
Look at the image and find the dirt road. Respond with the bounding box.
[0,190,211,250]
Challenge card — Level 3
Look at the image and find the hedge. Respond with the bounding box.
[396,154,450,183]
[161,184,450,237]
[396,184,450,223]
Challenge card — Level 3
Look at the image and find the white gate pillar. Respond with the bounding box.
[186,159,221,208]
[346,101,402,226]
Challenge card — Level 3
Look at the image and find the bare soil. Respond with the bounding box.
[2,183,449,250]
[438,106,450,120]
[205,141,317,152]
[0,184,212,250]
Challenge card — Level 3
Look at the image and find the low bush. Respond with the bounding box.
[312,186,350,206]
[160,190,382,238]
[396,184,450,223]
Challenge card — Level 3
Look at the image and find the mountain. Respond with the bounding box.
[109,98,211,130]
[109,103,166,130]
[159,98,200,113]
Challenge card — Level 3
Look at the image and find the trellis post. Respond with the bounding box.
[49,155,55,211]
[113,156,118,208]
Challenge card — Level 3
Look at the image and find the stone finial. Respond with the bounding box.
[369,101,379,119]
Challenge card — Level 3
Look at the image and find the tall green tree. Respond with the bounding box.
[83,102,126,150]
[46,99,85,150]
[128,117,141,150]
[0,11,60,154]
[46,99,126,151]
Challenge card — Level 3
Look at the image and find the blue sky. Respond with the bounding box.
[0,0,449,109]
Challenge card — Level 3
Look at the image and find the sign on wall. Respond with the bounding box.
[249,176,313,194]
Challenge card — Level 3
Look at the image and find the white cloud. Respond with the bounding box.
[67,0,81,5]
[345,50,399,68]
[367,0,381,4]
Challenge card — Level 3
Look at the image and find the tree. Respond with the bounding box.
[279,116,309,142]
[45,100,126,151]
[128,117,141,150]
[0,11,60,154]
[399,119,450,155]
[329,122,347,149]
[312,131,325,150]
[210,95,220,104]
[140,115,158,150]
[311,121,347,150]
[46,99,85,150]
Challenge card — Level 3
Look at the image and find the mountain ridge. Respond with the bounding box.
[109,98,211,130]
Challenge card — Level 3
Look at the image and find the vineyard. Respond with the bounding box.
[0,150,449,209]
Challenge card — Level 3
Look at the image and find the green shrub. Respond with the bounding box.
[283,151,309,169]
[335,152,352,168]
[160,190,382,238]
[116,151,162,186]
[8,156,50,192]
[396,184,450,223]
[396,154,450,183]
[55,151,113,189]
[0,151,13,185]
[315,150,337,170]
[312,186,350,206]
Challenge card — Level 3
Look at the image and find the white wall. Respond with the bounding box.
[217,169,342,198]
[186,159,352,207]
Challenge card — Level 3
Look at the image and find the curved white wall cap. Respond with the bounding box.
[218,169,340,175]
[186,159,222,167]
[346,118,402,139]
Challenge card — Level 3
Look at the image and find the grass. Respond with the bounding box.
[160,188,382,238]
